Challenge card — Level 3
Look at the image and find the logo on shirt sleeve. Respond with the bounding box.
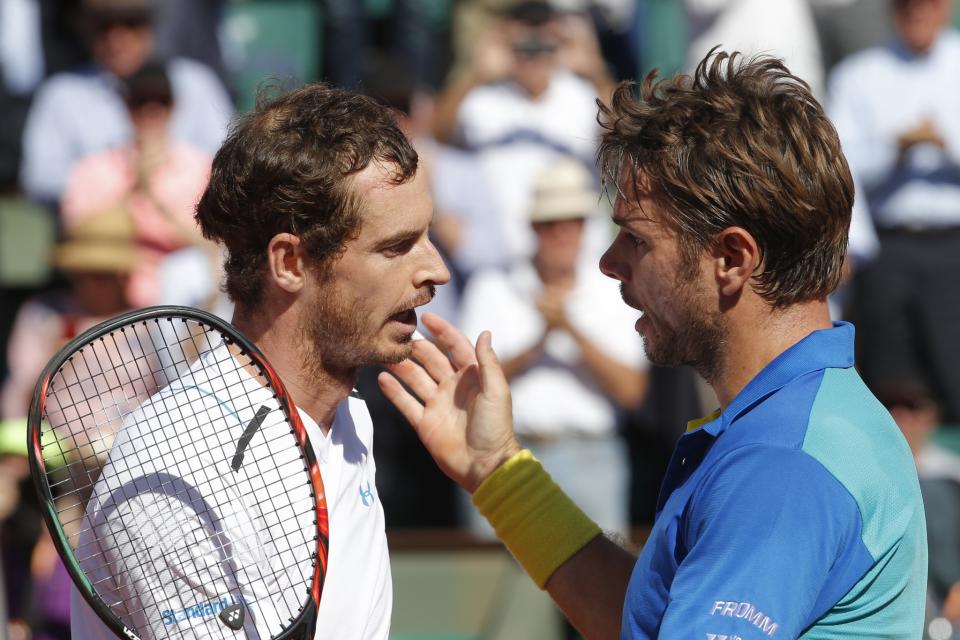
[710,601,779,636]
[359,481,375,507]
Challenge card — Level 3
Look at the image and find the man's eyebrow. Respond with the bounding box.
[611,211,630,227]
[612,210,645,228]
[612,204,657,229]
[372,228,421,251]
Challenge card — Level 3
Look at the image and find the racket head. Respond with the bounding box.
[27,306,329,639]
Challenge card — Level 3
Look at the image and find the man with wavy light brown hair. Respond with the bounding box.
[380,49,927,639]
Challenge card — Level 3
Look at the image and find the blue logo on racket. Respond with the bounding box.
[359,481,375,507]
[161,594,246,626]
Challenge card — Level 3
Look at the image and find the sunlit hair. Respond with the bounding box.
[196,82,418,308]
[598,49,854,307]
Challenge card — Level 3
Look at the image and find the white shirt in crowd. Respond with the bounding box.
[460,262,646,439]
[685,0,825,97]
[456,70,607,263]
[21,58,233,203]
[828,29,960,230]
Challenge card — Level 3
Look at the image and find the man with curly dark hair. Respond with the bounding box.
[70,82,449,640]
[381,50,927,639]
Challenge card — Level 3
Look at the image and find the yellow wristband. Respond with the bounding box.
[472,449,603,588]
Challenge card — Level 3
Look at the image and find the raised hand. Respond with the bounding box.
[553,12,613,99]
[898,117,946,154]
[536,285,571,333]
[378,313,521,492]
[471,23,515,85]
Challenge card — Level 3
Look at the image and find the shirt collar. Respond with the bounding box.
[685,322,855,438]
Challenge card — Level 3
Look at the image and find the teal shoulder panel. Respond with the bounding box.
[801,367,927,638]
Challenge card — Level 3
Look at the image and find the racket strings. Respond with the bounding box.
[65,324,312,637]
[169,321,317,628]
[42,326,197,545]
[119,321,313,634]
[94,389,312,630]
[44,323,206,630]
[39,317,318,638]
[184,327,320,628]
[72,402,316,576]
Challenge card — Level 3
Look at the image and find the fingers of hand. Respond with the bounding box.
[476,331,508,395]
[453,363,482,409]
[410,338,456,382]
[377,370,425,426]
[422,313,480,369]
[389,357,441,403]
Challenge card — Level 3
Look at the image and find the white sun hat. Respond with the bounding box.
[529,157,600,223]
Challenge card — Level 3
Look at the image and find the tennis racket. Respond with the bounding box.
[28,306,329,639]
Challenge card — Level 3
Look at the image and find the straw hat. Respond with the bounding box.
[529,158,599,223]
[53,208,138,274]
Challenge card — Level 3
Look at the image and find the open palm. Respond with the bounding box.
[378,313,521,492]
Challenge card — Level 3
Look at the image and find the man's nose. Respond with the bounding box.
[417,239,451,287]
[599,242,625,282]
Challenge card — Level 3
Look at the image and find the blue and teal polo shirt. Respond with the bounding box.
[622,322,927,639]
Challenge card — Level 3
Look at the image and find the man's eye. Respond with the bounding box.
[625,232,645,248]
[383,239,416,257]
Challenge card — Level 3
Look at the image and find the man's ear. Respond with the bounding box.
[266,233,307,293]
[713,226,761,297]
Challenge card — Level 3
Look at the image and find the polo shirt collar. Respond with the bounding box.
[689,322,855,438]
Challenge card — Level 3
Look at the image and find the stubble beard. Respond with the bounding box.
[637,276,727,384]
[300,285,435,379]
[298,295,385,383]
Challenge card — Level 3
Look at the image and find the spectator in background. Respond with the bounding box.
[59,62,216,309]
[20,0,231,205]
[323,0,438,89]
[0,208,135,420]
[433,0,614,265]
[0,0,44,189]
[152,0,228,88]
[452,0,642,83]
[828,0,960,424]
[811,0,895,71]
[2,418,73,640]
[589,0,644,82]
[459,157,647,536]
[0,0,101,181]
[323,0,438,90]
[0,0,45,97]
[0,427,66,640]
[684,0,825,97]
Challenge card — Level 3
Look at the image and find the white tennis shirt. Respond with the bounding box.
[70,344,392,639]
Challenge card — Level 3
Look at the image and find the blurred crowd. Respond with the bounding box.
[1,0,959,638]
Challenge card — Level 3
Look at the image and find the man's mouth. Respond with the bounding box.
[619,284,644,312]
[387,286,436,331]
[394,286,435,315]
[621,294,644,314]
[389,308,418,326]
